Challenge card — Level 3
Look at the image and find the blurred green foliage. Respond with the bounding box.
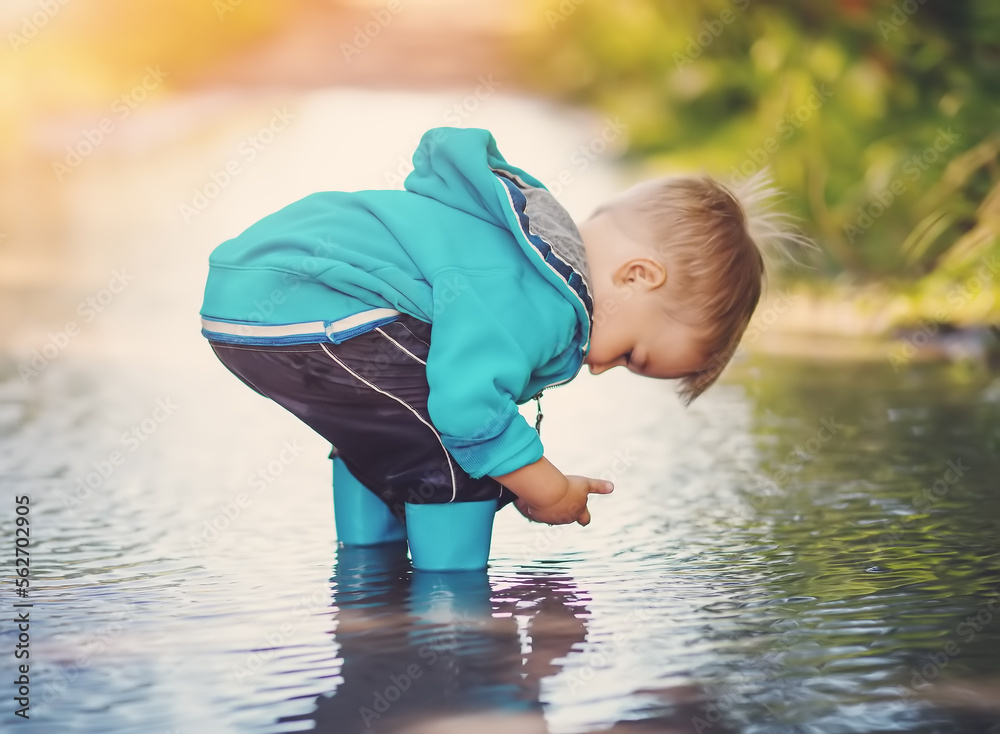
[515,0,1000,321]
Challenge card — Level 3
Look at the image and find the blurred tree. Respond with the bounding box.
[514,0,1000,321]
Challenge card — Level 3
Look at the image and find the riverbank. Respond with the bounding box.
[747,280,998,367]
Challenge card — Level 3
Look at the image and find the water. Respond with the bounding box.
[4,347,1000,733]
[3,89,1000,733]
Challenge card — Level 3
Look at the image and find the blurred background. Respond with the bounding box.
[3,2,1000,733]
[2,0,999,350]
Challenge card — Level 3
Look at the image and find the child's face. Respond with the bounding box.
[585,287,708,380]
[579,207,709,380]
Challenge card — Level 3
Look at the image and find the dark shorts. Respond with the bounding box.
[208,314,518,521]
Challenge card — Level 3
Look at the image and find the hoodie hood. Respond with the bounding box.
[404,127,594,357]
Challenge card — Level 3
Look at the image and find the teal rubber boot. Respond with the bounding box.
[333,455,406,546]
[404,499,497,572]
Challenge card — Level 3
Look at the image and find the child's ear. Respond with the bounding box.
[616,257,667,290]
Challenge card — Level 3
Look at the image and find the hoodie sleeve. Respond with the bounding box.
[424,269,565,480]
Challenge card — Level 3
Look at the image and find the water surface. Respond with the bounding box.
[4,347,1000,733]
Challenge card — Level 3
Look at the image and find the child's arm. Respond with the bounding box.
[493,456,614,526]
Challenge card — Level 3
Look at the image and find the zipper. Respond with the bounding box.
[530,351,591,437]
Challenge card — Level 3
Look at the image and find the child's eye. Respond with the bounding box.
[623,351,633,366]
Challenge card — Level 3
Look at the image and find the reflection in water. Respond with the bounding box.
[293,545,546,733]
[281,546,732,734]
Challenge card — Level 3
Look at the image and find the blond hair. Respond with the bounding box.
[593,168,809,404]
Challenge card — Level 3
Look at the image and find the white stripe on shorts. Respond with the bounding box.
[319,342,457,503]
[375,327,427,366]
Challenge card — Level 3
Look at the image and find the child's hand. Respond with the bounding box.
[515,475,614,526]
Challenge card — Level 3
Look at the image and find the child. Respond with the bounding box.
[199,126,797,570]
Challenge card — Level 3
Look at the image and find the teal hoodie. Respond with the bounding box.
[200,126,594,479]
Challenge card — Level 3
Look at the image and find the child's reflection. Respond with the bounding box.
[281,544,732,734]
[274,543,583,733]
